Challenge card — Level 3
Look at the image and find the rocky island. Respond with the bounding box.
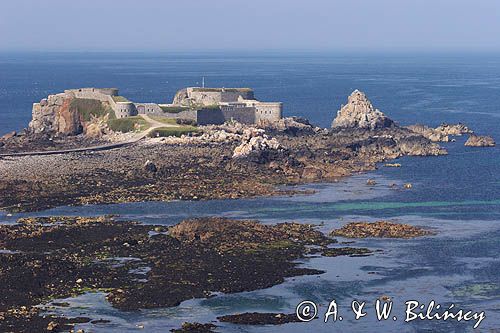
[0,87,458,212]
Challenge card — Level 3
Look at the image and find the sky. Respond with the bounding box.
[1,0,500,52]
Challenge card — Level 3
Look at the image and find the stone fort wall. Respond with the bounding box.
[174,88,255,106]
[55,87,282,125]
[254,102,282,123]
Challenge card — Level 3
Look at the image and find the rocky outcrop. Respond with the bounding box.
[435,123,473,136]
[330,221,435,239]
[407,124,449,142]
[464,135,495,147]
[28,92,113,137]
[407,123,473,142]
[332,90,395,130]
[29,94,83,136]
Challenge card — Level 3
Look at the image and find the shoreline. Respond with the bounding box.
[0,122,446,213]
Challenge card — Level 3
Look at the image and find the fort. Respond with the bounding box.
[38,87,283,126]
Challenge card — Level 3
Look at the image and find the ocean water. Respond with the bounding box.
[1,52,499,332]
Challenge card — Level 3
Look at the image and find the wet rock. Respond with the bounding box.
[366,179,377,186]
[321,247,373,257]
[330,221,435,239]
[170,322,217,333]
[217,312,302,325]
[384,163,401,167]
[46,321,59,331]
[332,90,395,130]
[464,135,495,147]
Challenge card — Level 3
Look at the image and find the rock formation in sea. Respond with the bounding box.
[407,123,473,142]
[464,134,496,147]
[331,90,395,130]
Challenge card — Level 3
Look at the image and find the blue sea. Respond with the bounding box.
[0,52,499,332]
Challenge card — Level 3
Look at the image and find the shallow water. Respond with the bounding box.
[1,52,499,331]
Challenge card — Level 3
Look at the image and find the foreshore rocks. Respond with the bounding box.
[0,215,393,330]
[464,134,495,147]
[330,221,435,239]
[332,90,395,130]
[217,312,302,325]
[171,322,217,333]
[0,215,340,330]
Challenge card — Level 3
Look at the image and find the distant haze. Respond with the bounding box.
[1,0,500,52]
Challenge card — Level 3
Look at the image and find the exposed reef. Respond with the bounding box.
[170,322,218,333]
[217,312,302,325]
[330,221,435,239]
[0,216,378,331]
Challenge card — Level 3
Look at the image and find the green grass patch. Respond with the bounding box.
[107,116,150,133]
[112,96,130,103]
[71,98,116,121]
[149,115,179,125]
[148,126,198,138]
[159,105,190,113]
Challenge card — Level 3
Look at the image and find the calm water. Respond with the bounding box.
[0,52,499,332]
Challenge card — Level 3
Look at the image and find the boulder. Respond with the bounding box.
[464,135,495,147]
[232,136,282,159]
[332,90,395,130]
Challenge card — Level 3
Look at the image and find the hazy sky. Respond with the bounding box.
[1,0,499,52]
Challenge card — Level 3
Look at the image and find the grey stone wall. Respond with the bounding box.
[254,102,282,123]
[196,108,225,125]
[221,106,256,124]
[115,103,137,118]
[173,88,255,106]
[134,103,164,115]
[65,88,118,102]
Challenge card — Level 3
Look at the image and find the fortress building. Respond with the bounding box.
[54,87,282,125]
